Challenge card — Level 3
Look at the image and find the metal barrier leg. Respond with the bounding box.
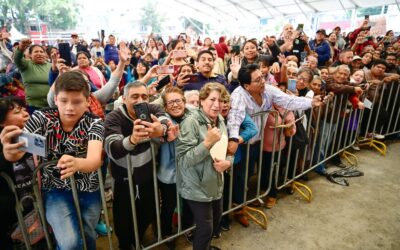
[290,181,312,203]
[358,137,387,156]
[341,150,359,167]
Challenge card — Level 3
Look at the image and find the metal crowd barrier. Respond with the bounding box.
[8,81,400,249]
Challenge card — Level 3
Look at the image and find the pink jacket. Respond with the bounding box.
[263,106,296,152]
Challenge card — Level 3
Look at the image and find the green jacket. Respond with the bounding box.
[176,108,233,202]
[14,48,51,107]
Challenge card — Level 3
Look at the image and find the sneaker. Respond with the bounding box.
[373,133,385,140]
[220,224,231,231]
[95,221,112,236]
[234,210,249,227]
[264,197,277,209]
[351,144,360,151]
[212,232,221,239]
[185,231,194,244]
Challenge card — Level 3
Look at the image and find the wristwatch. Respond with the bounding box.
[228,138,239,143]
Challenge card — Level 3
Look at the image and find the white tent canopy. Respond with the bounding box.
[9,25,27,40]
[167,0,398,23]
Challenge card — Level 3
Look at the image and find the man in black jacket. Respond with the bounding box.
[104,81,173,250]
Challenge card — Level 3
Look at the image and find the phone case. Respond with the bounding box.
[58,43,72,66]
[134,103,151,122]
[16,132,47,157]
[156,75,170,91]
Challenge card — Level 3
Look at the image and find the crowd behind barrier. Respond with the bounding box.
[0,17,399,250]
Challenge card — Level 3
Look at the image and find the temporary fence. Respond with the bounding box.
[5,80,400,249]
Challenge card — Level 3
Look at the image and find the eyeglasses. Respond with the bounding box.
[297,77,309,82]
[166,98,183,107]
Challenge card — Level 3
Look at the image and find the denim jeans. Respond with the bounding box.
[43,188,101,250]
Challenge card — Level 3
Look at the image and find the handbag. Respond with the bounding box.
[11,209,45,245]
[291,114,309,150]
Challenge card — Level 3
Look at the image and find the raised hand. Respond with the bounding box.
[230,55,242,79]
[118,41,131,64]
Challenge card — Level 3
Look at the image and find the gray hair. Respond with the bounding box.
[123,81,147,97]
[333,65,351,75]
[184,90,199,100]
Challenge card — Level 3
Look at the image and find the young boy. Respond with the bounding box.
[1,71,104,250]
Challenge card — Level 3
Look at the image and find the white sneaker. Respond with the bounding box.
[352,144,360,151]
[373,133,385,140]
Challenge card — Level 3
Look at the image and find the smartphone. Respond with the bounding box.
[133,102,151,122]
[101,29,105,38]
[13,131,47,157]
[157,65,174,74]
[96,51,101,57]
[156,75,170,91]
[186,74,199,82]
[173,50,187,58]
[364,15,369,20]
[58,43,72,66]
[232,45,240,55]
[296,24,304,33]
[288,79,297,92]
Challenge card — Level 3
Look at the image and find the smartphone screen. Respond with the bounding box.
[58,43,72,66]
[186,74,199,82]
[96,51,101,57]
[156,75,170,91]
[157,65,174,74]
[173,50,187,58]
[232,45,240,55]
[296,24,304,33]
[288,79,297,92]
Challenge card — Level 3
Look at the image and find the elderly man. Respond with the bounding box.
[277,23,311,62]
[104,81,174,249]
[309,29,331,67]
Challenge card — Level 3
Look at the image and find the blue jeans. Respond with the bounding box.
[43,189,101,250]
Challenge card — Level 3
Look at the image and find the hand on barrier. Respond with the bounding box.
[354,86,363,96]
[58,155,78,179]
[227,140,239,155]
[311,95,322,107]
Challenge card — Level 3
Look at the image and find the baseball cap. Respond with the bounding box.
[316,29,327,36]
[352,56,362,61]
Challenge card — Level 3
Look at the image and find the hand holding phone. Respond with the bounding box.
[134,102,151,122]
[186,74,199,82]
[13,131,47,157]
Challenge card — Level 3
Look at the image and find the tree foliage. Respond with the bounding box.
[140,2,165,33]
[0,0,80,33]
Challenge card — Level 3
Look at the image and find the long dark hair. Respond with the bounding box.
[0,96,26,127]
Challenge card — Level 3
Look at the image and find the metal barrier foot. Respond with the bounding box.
[341,150,359,167]
[358,138,387,156]
[242,206,268,230]
[291,181,312,203]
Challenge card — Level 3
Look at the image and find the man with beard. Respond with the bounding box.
[277,24,311,62]
[385,53,400,74]
[176,50,227,91]
[331,49,354,67]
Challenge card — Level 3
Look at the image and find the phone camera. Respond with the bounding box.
[34,138,44,148]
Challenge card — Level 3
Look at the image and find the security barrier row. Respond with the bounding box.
[3,80,399,249]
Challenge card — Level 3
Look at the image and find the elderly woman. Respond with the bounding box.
[176,82,232,250]
[74,51,106,90]
[14,39,51,113]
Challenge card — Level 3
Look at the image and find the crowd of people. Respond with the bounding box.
[0,16,399,250]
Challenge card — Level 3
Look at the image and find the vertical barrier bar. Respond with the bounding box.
[69,176,88,250]
[150,142,162,241]
[97,168,113,250]
[0,173,32,250]
[386,84,400,135]
[330,94,344,156]
[324,96,338,158]
[363,83,380,138]
[126,155,141,249]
